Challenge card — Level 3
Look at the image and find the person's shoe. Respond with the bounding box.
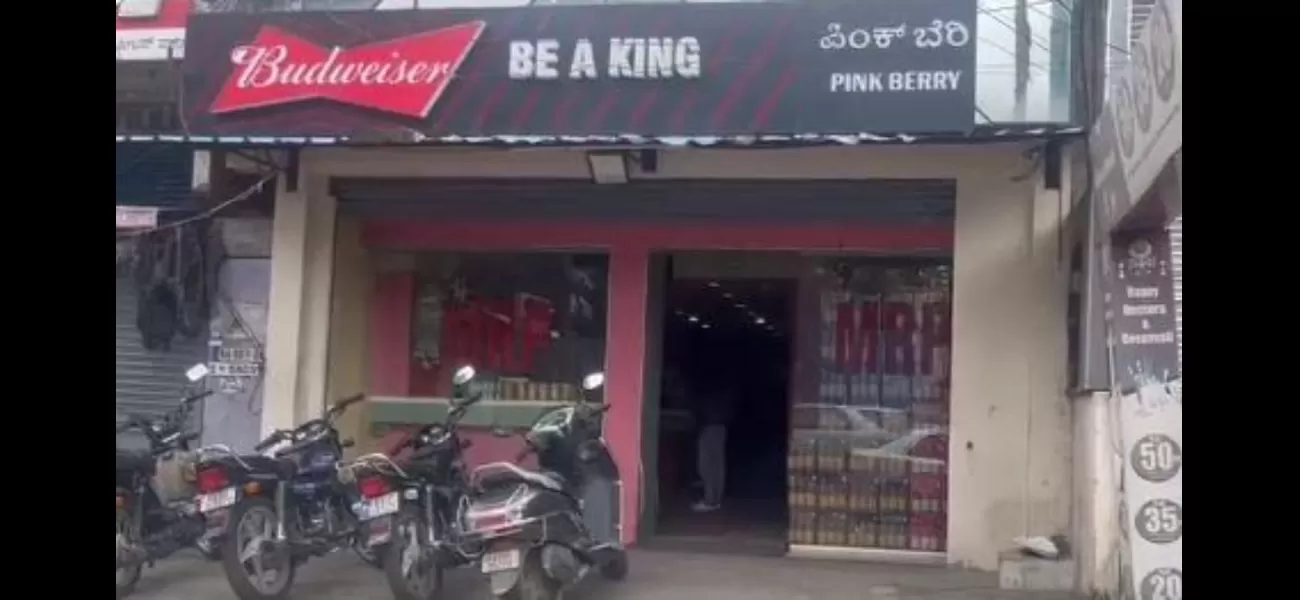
[691,501,722,513]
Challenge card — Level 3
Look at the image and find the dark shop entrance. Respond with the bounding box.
[643,253,799,555]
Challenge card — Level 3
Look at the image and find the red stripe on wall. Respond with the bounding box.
[370,272,414,396]
[605,247,649,545]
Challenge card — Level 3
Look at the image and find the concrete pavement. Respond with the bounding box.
[129,549,1082,600]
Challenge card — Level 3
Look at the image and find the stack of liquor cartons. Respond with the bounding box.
[787,434,818,545]
[906,433,949,552]
[814,437,850,547]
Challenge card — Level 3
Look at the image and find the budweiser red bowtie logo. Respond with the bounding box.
[210,22,485,118]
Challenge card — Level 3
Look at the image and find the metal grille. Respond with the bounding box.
[116,275,211,423]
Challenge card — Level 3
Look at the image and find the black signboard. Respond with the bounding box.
[181,1,977,139]
[1106,230,1181,393]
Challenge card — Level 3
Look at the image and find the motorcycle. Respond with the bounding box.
[194,392,370,600]
[342,365,483,600]
[464,371,629,600]
[115,363,217,599]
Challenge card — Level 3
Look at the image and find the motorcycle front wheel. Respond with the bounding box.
[220,497,296,600]
[115,507,143,599]
[384,508,445,600]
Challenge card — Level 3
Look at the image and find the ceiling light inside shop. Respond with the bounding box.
[754,316,767,325]
[687,315,700,323]
[707,281,720,288]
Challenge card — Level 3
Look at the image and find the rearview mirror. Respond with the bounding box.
[185,363,210,382]
[581,372,605,391]
[452,365,477,386]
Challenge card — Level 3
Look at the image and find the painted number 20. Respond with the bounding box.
[1150,572,1182,600]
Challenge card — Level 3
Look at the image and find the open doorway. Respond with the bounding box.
[653,276,795,553]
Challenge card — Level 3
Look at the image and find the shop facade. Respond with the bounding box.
[167,0,1086,573]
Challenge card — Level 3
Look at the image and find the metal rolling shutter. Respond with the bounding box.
[116,144,209,423]
[116,274,211,422]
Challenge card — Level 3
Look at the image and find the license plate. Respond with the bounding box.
[367,518,392,545]
[358,491,400,521]
[482,548,521,573]
[198,487,237,513]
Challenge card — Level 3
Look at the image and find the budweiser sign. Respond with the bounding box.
[210,22,485,118]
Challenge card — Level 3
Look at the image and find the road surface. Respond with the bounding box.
[129,549,1080,600]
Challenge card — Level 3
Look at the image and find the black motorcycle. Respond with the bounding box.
[463,371,629,600]
[344,365,484,600]
[115,368,216,599]
[194,393,370,600]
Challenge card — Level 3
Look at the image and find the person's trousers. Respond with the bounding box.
[697,424,727,505]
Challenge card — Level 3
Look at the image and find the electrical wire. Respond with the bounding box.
[119,171,278,238]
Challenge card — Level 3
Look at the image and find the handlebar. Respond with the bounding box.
[330,393,365,415]
[254,430,290,452]
[183,390,214,405]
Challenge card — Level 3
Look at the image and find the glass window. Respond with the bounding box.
[407,252,608,402]
[788,258,952,552]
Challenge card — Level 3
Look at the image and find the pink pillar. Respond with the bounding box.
[370,272,414,396]
[605,246,648,545]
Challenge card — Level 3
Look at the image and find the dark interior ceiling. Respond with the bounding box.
[667,278,793,337]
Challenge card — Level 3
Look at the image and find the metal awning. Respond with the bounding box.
[114,124,1084,149]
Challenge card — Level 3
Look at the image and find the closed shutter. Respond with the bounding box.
[116,274,210,422]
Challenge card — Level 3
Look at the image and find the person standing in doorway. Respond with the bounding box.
[693,367,738,513]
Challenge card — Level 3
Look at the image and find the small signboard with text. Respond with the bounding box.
[117,0,192,61]
[181,1,977,139]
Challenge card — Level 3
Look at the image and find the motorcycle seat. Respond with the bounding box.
[116,449,155,473]
[472,462,564,492]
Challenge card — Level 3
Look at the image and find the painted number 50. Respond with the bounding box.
[1131,434,1182,482]
[1138,440,1175,471]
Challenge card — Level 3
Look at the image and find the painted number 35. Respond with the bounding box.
[1141,503,1178,534]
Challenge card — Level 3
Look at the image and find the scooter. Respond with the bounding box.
[115,363,217,599]
[462,371,629,600]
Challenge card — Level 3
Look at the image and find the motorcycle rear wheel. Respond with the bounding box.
[115,508,143,599]
[220,497,296,600]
